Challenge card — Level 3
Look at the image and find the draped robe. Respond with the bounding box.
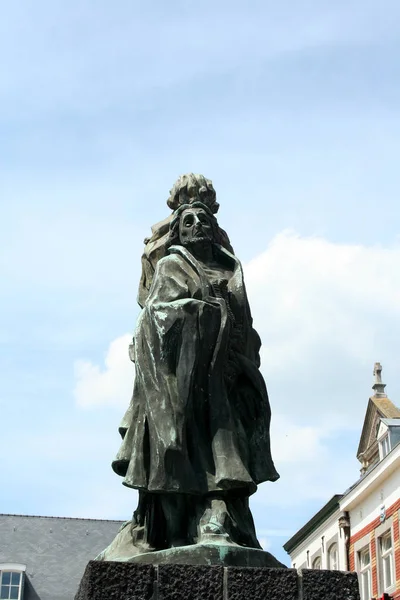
[112,243,279,497]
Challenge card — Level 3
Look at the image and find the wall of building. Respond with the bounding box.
[286,447,400,599]
[340,446,400,599]
[348,463,400,537]
[348,499,400,600]
[288,511,348,572]
[0,514,123,600]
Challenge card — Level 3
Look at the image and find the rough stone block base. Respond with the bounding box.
[75,561,361,600]
[75,562,154,600]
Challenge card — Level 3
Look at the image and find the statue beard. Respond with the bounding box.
[181,236,213,248]
[179,235,214,258]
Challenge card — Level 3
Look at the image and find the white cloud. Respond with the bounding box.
[258,528,295,538]
[271,417,329,465]
[258,537,271,552]
[74,334,134,408]
[252,416,359,513]
[245,231,400,419]
[66,479,137,522]
[243,230,400,512]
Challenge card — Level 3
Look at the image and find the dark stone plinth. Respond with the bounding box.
[158,565,223,600]
[75,561,154,600]
[75,561,361,600]
[227,566,298,600]
[301,569,360,600]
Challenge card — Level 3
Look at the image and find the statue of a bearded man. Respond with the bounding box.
[98,174,280,564]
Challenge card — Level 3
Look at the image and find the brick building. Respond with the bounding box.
[0,514,122,599]
[284,363,400,600]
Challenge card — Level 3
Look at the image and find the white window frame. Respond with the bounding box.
[358,545,371,600]
[0,565,25,600]
[312,555,322,570]
[379,434,391,459]
[327,542,339,570]
[378,529,394,593]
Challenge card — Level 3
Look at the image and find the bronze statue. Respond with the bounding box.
[98,174,280,565]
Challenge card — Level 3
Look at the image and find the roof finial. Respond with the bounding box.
[372,362,387,397]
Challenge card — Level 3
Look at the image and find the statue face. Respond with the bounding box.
[179,208,214,247]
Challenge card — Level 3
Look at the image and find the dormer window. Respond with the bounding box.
[379,434,391,459]
[0,572,23,600]
[0,565,25,600]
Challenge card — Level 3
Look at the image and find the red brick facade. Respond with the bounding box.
[349,498,400,600]
[394,508,400,600]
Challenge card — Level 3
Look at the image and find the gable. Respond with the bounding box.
[357,399,379,460]
[357,396,400,463]
[366,407,382,451]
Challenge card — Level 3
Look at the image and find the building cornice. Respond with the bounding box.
[340,441,400,511]
[283,495,343,554]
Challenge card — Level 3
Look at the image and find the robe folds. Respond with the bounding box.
[112,244,279,497]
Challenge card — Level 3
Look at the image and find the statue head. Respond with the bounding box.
[168,202,222,249]
[179,206,214,248]
[138,176,234,306]
[167,173,219,214]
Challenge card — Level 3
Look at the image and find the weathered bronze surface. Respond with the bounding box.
[97,174,280,565]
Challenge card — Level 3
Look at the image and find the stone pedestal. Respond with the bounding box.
[75,561,360,600]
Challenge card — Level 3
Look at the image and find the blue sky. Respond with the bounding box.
[1,1,400,565]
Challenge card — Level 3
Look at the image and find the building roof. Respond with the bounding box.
[381,418,400,427]
[371,396,400,419]
[0,513,124,523]
[283,494,343,554]
[343,437,400,505]
[0,513,123,600]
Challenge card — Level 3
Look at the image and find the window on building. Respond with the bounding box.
[328,543,339,570]
[312,556,321,570]
[0,571,23,600]
[379,531,394,591]
[358,546,371,600]
[379,435,391,458]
